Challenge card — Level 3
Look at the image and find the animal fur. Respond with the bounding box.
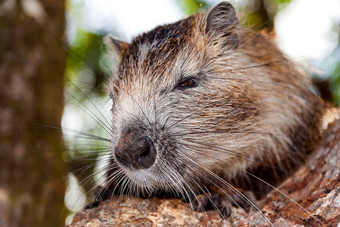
[96,1,326,217]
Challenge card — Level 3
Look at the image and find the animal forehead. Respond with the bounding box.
[118,16,197,79]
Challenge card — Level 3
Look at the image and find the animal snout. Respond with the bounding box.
[115,133,157,170]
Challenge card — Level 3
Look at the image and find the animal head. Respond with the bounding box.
[103,1,320,194]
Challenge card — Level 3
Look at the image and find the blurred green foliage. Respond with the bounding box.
[328,39,340,105]
[65,31,109,99]
[175,0,208,15]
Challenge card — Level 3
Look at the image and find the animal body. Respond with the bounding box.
[93,1,326,219]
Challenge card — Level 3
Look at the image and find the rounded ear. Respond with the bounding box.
[103,35,129,75]
[104,35,129,60]
[205,1,239,49]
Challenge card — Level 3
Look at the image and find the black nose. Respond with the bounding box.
[115,136,156,170]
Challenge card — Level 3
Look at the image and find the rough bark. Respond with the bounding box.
[68,119,340,227]
[0,0,66,226]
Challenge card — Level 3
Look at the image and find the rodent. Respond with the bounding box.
[91,1,326,220]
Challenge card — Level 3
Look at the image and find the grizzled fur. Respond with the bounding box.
[98,1,325,217]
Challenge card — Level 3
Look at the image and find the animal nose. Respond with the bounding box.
[115,136,156,170]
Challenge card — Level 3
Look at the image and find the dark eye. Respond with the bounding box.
[176,77,198,90]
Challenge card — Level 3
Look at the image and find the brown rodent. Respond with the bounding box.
[93,1,326,219]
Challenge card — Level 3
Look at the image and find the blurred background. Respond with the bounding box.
[0,0,339,226]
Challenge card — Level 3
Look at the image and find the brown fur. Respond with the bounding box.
[100,1,326,218]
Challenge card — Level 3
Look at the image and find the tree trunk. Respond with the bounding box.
[0,0,66,226]
[68,118,340,226]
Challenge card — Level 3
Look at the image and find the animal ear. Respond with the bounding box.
[104,35,129,59]
[205,1,239,49]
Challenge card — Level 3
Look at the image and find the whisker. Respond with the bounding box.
[161,115,171,130]
[34,123,112,143]
[178,141,254,161]
[173,129,290,140]
[69,143,111,148]
[165,109,202,129]
[130,96,152,126]
[186,156,273,226]
[244,170,321,224]
[67,147,111,153]
[64,87,113,135]
[77,161,110,187]
[178,152,261,225]
[66,78,112,129]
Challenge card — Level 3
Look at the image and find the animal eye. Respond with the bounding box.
[176,77,198,90]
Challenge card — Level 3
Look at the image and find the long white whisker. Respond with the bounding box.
[244,170,321,224]
[179,151,270,226]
